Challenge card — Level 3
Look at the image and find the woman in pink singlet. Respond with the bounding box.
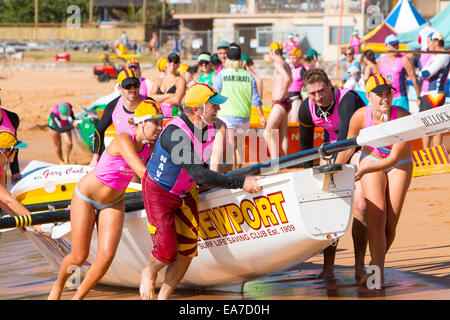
[48,100,167,300]
[336,75,413,289]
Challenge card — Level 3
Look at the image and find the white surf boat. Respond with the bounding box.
[9,161,354,290]
[3,104,449,291]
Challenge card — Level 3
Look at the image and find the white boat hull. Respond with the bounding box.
[11,162,355,290]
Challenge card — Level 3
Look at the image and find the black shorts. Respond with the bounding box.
[287,91,302,102]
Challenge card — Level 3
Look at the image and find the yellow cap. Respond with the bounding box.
[178,64,190,77]
[184,83,227,107]
[125,58,140,69]
[289,48,302,57]
[366,74,394,94]
[117,69,140,87]
[269,42,283,51]
[0,130,27,149]
[133,99,167,123]
[157,57,167,72]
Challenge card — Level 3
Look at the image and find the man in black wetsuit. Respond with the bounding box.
[139,83,263,300]
[298,68,369,284]
[89,70,154,167]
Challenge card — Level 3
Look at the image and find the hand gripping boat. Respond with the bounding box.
[3,104,450,291]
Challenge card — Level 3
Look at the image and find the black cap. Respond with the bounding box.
[227,43,241,61]
[167,52,180,63]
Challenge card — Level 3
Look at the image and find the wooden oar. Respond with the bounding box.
[228,104,450,176]
[0,198,146,230]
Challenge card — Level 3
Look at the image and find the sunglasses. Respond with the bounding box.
[1,147,14,157]
[345,53,353,56]
[199,61,209,66]
[122,83,140,90]
[168,59,179,64]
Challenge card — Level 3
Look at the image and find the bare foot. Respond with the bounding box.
[316,270,335,281]
[356,271,370,287]
[139,267,156,300]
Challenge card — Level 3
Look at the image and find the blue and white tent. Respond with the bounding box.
[385,0,426,33]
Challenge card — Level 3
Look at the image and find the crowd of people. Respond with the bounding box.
[0,27,448,300]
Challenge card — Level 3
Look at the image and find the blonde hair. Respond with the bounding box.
[225,58,243,70]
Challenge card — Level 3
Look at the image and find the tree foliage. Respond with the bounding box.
[0,0,92,23]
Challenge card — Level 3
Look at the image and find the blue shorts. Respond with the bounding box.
[392,96,409,111]
[218,116,250,133]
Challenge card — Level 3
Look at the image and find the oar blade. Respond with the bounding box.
[357,104,450,148]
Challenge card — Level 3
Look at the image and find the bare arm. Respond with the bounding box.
[403,56,421,99]
[210,119,227,173]
[149,78,171,103]
[109,133,148,180]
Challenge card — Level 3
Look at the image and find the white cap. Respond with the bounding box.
[347,65,361,75]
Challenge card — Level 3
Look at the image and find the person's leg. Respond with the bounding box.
[71,201,125,300]
[287,98,301,123]
[422,136,431,149]
[157,254,192,300]
[60,131,73,164]
[264,104,286,160]
[360,169,388,287]
[140,253,168,300]
[50,129,64,164]
[385,163,413,253]
[349,152,369,283]
[318,244,338,280]
[352,181,369,284]
[280,112,289,157]
[140,175,179,300]
[48,192,96,299]
[431,134,443,148]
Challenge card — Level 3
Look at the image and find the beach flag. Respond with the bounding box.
[412,145,450,177]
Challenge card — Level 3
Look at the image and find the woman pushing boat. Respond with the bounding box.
[0,130,31,224]
[336,74,413,288]
[48,99,167,300]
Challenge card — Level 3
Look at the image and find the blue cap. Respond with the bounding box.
[385,34,399,46]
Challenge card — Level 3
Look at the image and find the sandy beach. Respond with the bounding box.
[0,63,448,300]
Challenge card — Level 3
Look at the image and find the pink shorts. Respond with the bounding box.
[142,173,199,264]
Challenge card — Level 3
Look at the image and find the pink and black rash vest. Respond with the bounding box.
[299,88,366,168]
[146,113,245,195]
[308,88,351,143]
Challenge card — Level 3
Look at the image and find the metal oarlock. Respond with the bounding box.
[318,142,334,164]
[326,233,338,247]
